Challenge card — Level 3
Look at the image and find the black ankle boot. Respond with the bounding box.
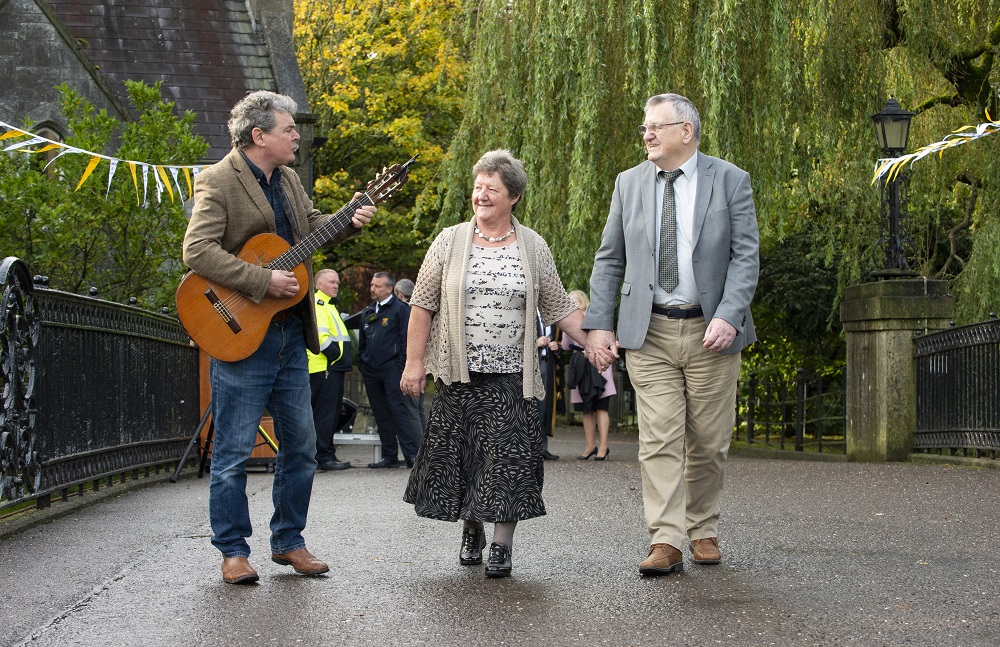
[484,542,512,578]
[459,527,486,565]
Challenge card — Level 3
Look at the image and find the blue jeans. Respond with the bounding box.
[209,316,317,557]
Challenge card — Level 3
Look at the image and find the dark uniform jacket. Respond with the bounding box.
[358,294,409,372]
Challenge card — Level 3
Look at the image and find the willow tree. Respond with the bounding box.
[424,0,998,368]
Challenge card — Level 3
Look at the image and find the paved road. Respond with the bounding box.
[2,427,999,646]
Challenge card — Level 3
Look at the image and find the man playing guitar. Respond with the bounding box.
[182,91,376,585]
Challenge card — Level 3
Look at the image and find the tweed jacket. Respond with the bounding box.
[409,214,577,400]
[182,148,359,354]
[583,154,760,355]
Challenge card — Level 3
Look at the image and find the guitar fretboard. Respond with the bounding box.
[266,193,375,271]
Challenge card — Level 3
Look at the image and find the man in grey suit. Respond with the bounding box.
[583,93,759,576]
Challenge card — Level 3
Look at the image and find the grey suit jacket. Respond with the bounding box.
[182,148,357,354]
[582,153,759,355]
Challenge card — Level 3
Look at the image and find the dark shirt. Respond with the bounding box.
[240,151,295,244]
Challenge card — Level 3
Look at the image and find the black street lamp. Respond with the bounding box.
[870,98,918,277]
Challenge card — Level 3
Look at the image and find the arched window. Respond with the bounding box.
[32,123,64,176]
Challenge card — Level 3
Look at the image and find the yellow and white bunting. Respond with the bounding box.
[873,111,1000,184]
[1,119,208,205]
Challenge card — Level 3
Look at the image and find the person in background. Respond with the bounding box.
[394,278,428,438]
[562,290,616,461]
[400,149,588,578]
[308,269,353,471]
[536,309,559,460]
[359,271,421,468]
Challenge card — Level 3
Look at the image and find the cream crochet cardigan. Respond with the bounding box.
[410,214,577,400]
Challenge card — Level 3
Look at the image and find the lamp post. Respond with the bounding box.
[870,98,918,277]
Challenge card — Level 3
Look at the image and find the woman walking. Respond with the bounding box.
[400,149,587,578]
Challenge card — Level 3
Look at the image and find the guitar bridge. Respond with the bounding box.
[204,288,242,334]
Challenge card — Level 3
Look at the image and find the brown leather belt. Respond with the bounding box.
[271,308,294,322]
[652,304,703,319]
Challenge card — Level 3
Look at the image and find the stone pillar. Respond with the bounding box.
[839,279,954,461]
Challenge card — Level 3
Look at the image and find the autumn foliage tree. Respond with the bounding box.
[294,0,468,307]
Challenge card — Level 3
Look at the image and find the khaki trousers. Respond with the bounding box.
[627,313,741,550]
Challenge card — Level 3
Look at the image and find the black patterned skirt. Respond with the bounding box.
[403,372,546,523]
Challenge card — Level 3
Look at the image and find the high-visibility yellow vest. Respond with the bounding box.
[307,289,351,374]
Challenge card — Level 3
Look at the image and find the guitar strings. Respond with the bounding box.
[212,199,364,315]
[212,187,383,316]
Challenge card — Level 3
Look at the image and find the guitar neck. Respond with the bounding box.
[267,194,374,271]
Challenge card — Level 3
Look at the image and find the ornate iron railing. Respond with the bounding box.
[0,257,199,513]
[914,316,1000,458]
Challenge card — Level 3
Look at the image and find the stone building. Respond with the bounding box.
[0,0,317,189]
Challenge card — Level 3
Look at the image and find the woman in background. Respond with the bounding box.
[562,290,617,461]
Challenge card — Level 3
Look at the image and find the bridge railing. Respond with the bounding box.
[736,368,847,454]
[0,257,199,514]
[914,315,1000,459]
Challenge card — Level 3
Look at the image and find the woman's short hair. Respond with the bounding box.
[228,91,298,150]
[644,93,702,143]
[472,149,528,211]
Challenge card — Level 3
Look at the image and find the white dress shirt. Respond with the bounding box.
[653,151,700,306]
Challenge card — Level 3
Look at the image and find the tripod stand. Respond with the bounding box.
[169,400,279,482]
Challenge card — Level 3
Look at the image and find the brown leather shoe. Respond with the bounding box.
[691,537,722,564]
[638,543,683,575]
[271,548,329,575]
[221,556,259,584]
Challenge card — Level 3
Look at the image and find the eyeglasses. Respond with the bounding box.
[637,121,685,136]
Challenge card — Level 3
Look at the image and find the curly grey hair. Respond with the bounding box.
[472,149,527,212]
[645,93,702,143]
[228,91,298,150]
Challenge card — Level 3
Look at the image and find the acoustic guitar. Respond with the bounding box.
[176,156,417,362]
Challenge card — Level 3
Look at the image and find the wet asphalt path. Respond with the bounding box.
[2,427,999,646]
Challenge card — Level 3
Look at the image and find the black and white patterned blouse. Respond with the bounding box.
[464,243,526,373]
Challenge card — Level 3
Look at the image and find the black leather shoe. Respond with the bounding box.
[368,458,401,469]
[542,451,559,460]
[459,527,486,565]
[577,447,598,460]
[485,542,512,578]
[405,457,415,468]
[318,460,351,471]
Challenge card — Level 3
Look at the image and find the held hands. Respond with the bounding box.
[351,192,376,228]
[703,317,737,351]
[267,270,299,298]
[585,330,619,372]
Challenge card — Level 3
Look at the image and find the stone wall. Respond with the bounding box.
[0,0,124,134]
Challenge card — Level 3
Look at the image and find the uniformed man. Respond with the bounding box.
[308,269,354,471]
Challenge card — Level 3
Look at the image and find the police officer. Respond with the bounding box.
[359,272,421,468]
[308,269,353,471]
